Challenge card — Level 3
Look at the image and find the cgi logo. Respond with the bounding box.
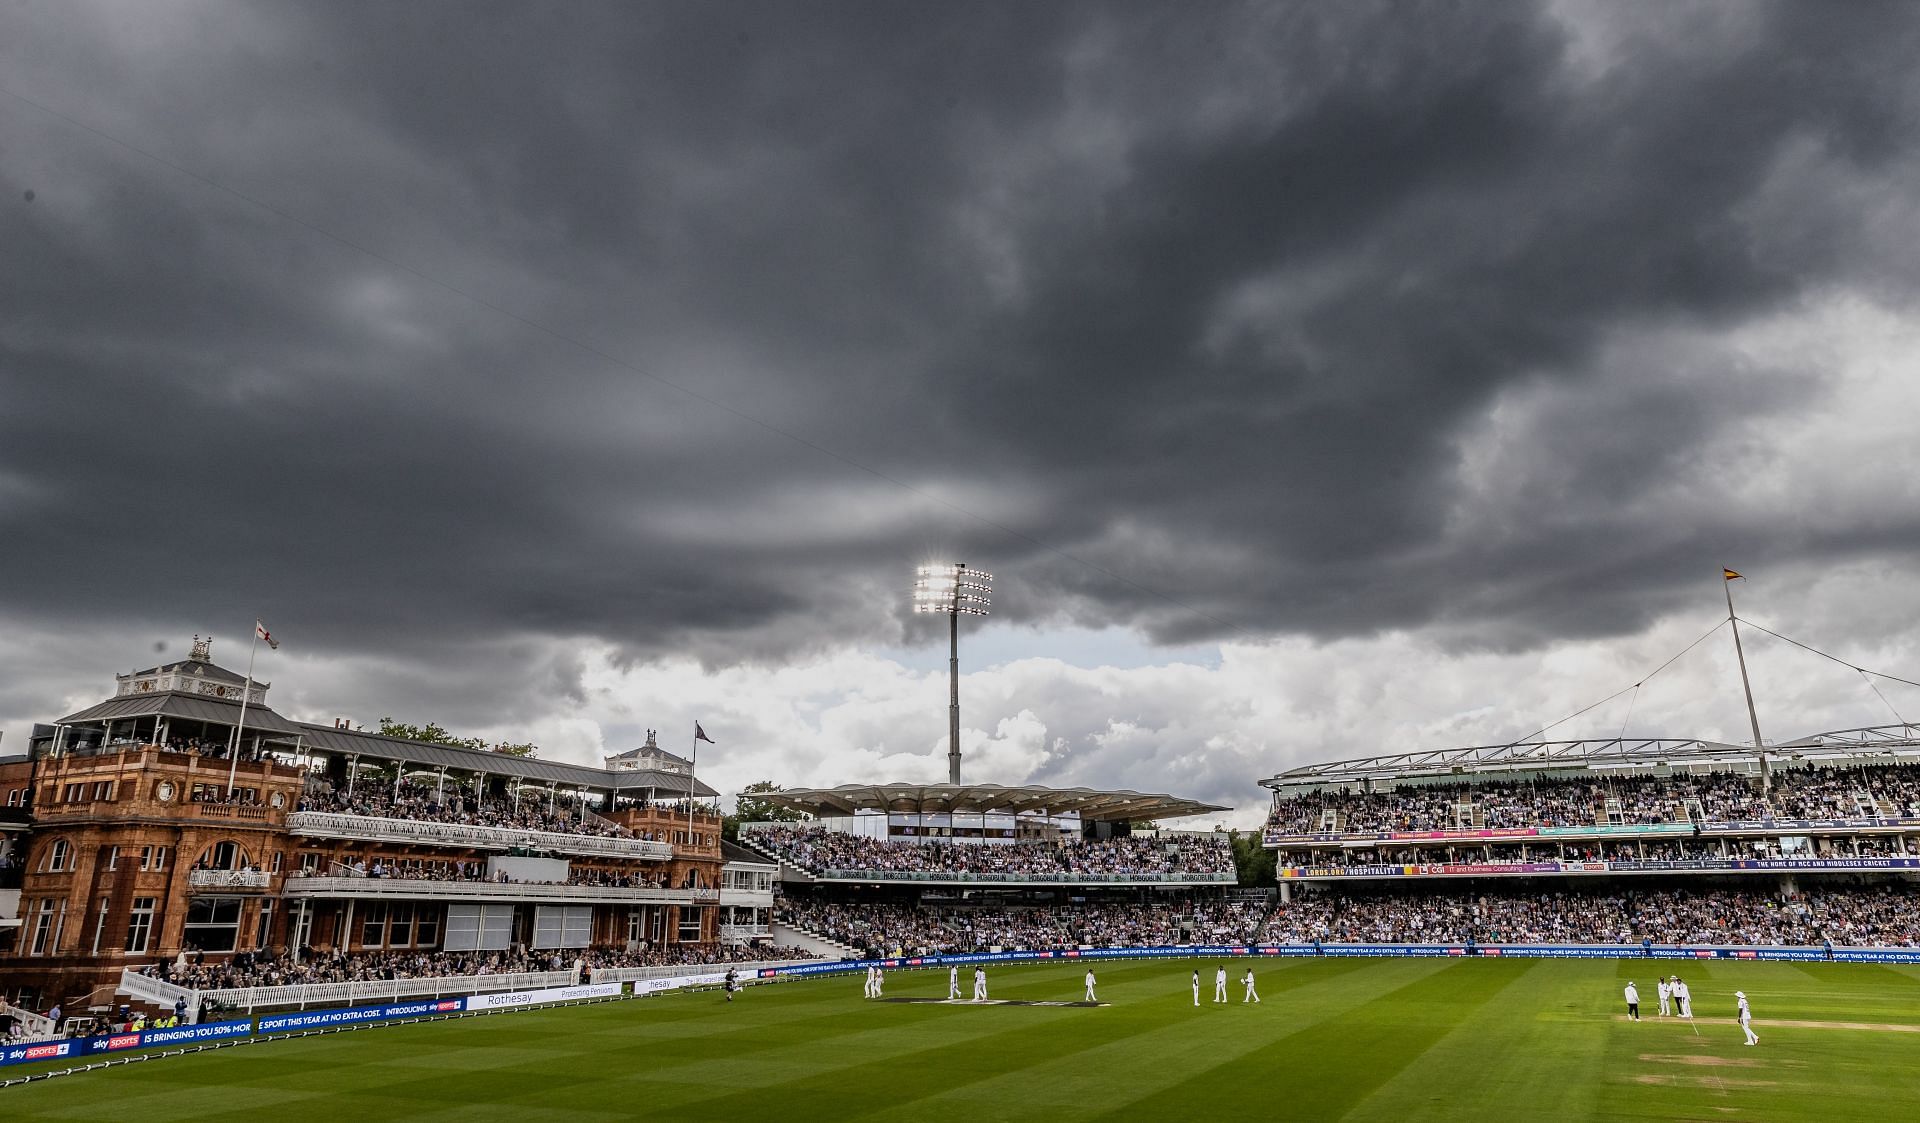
[434,1000,461,1011]
[25,1043,70,1060]
[107,1034,142,1050]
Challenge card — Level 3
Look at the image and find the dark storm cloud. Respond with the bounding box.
[2,0,1919,684]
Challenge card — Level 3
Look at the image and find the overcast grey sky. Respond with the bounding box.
[5,1,1920,821]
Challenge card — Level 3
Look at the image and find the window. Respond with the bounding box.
[678,907,704,942]
[30,899,57,955]
[299,852,322,874]
[105,846,119,871]
[360,902,389,947]
[126,898,156,953]
[201,841,243,871]
[140,845,168,871]
[62,783,86,803]
[90,900,112,954]
[387,903,414,948]
[255,899,275,950]
[413,906,441,949]
[92,780,114,801]
[183,897,242,952]
[5,788,22,807]
[44,839,71,872]
[270,851,284,873]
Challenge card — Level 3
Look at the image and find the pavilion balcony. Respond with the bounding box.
[187,868,275,892]
[280,875,717,905]
[285,810,674,860]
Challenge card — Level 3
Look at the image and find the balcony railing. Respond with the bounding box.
[121,966,581,1014]
[811,868,1236,885]
[188,869,275,891]
[281,875,717,904]
[286,811,673,860]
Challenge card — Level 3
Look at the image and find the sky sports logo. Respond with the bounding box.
[434,1000,461,1011]
[107,1034,142,1050]
[25,1043,70,1060]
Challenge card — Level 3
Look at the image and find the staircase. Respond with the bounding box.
[770,920,859,960]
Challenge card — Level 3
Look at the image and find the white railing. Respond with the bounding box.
[719,923,772,942]
[120,966,586,1015]
[286,811,673,860]
[811,868,1236,885]
[117,967,196,1010]
[188,869,275,890]
[281,876,717,904]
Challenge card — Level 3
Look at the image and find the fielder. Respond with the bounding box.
[1656,976,1672,1017]
[1191,970,1200,1007]
[1214,966,1229,1004]
[1736,991,1758,1046]
[973,966,988,1002]
[1624,980,1640,1021]
[1674,976,1692,1019]
[873,967,884,998]
[1084,969,1098,1002]
[862,966,876,999]
[949,965,961,1000]
[1242,969,1260,1004]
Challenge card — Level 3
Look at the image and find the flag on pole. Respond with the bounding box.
[695,722,715,744]
[1723,568,1744,581]
[255,620,279,650]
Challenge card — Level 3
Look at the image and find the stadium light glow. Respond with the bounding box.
[914,562,992,784]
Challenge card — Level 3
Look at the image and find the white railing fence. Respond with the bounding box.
[2,1003,55,1037]
[286,811,673,860]
[119,966,581,1016]
[588,959,819,984]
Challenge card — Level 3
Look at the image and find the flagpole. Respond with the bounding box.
[227,627,260,798]
[686,726,698,855]
[1724,572,1769,793]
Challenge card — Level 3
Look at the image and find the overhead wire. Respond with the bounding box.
[1505,617,1729,747]
[1733,615,1915,724]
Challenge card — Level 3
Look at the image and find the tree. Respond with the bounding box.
[725,780,809,841]
[378,718,538,758]
[1228,829,1276,887]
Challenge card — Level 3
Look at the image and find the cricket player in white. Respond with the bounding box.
[1191,970,1200,1007]
[1624,981,1640,1021]
[873,967,884,998]
[1214,966,1228,1003]
[1674,977,1692,1019]
[1084,969,1097,1002]
[1242,969,1260,1004]
[1656,977,1671,1017]
[973,966,988,1002]
[949,965,961,1000]
[1736,991,1758,1046]
[862,966,875,999]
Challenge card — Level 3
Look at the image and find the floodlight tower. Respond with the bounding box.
[914,562,992,784]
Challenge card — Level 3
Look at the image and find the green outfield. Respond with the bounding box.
[5,958,1918,1121]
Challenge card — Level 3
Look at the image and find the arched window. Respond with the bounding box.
[197,840,246,871]
[44,838,71,872]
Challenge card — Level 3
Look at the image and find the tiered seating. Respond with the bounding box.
[1259,885,1920,946]
[776,895,1264,954]
[747,826,1234,880]
[1267,764,1920,837]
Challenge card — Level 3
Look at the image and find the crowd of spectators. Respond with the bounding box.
[141,941,819,992]
[299,780,647,841]
[1267,764,1920,837]
[746,827,1234,880]
[296,857,678,888]
[1273,834,1913,869]
[1259,884,1920,946]
[775,895,1266,954]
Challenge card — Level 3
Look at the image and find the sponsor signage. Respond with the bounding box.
[463,983,621,1011]
[258,998,464,1035]
[0,1019,254,1069]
